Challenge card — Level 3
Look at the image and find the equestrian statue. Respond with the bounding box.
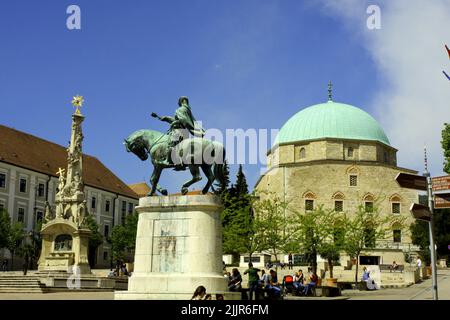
[124,96,227,196]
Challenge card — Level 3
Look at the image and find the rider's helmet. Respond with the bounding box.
[178,96,189,106]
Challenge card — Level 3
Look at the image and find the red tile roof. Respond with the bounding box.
[0,124,138,199]
[128,182,151,198]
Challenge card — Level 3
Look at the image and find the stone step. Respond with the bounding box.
[0,288,46,293]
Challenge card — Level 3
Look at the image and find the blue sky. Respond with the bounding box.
[0,1,448,193]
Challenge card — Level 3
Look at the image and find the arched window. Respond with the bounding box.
[363,194,375,213]
[392,222,402,243]
[54,234,73,251]
[390,195,402,214]
[300,147,306,159]
[303,191,316,212]
[346,166,360,187]
[332,192,345,212]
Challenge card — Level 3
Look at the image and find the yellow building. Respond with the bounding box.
[255,93,420,261]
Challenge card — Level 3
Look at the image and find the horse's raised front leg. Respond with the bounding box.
[181,165,202,195]
[200,164,215,194]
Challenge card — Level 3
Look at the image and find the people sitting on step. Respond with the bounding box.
[228,268,242,292]
[362,267,379,290]
[191,285,212,300]
[293,269,305,294]
[302,267,318,296]
[389,261,399,272]
[264,269,282,299]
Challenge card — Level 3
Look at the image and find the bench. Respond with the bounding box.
[319,285,341,297]
[379,264,404,272]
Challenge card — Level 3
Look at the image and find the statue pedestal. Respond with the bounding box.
[115,195,236,300]
[38,219,91,274]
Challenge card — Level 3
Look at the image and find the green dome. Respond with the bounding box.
[274,101,390,146]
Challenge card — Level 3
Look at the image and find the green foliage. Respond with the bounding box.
[410,208,450,264]
[341,204,405,285]
[0,209,10,249]
[235,165,249,196]
[252,192,292,263]
[214,160,230,194]
[220,165,253,259]
[288,205,345,277]
[110,212,139,262]
[442,123,450,174]
[85,214,104,251]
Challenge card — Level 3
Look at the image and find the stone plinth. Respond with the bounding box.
[115,194,231,300]
[38,219,91,274]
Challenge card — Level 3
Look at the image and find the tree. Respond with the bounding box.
[214,160,230,194]
[252,192,292,265]
[0,209,10,250]
[235,165,248,197]
[289,205,344,277]
[85,214,103,268]
[341,204,405,287]
[442,123,450,174]
[7,222,25,271]
[410,219,431,264]
[110,212,139,264]
[220,165,252,261]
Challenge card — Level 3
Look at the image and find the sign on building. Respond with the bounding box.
[432,175,450,209]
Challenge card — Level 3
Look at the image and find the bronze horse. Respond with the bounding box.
[124,129,226,196]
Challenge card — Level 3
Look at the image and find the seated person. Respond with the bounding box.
[390,261,399,272]
[361,267,378,290]
[293,269,305,293]
[107,268,116,277]
[265,270,281,298]
[228,268,242,292]
[302,268,318,296]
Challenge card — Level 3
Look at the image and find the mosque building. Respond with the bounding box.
[255,84,420,264]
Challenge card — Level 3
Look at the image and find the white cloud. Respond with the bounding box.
[319,0,450,175]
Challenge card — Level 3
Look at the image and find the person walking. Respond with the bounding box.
[2,259,8,272]
[288,253,293,270]
[243,262,261,300]
[23,253,29,276]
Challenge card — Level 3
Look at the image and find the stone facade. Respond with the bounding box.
[256,137,419,251]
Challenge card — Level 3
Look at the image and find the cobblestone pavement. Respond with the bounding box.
[344,269,450,300]
[0,269,449,300]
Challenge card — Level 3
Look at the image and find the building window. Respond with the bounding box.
[128,203,134,215]
[121,201,127,225]
[348,147,354,157]
[384,152,389,163]
[0,202,4,211]
[393,230,402,243]
[349,175,358,186]
[365,202,374,213]
[305,199,314,211]
[18,207,25,223]
[0,173,6,189]
[37,183,45,197]
[300,148,306,159]
[105,200,110,212]
[334,201,343,212]
[104,225,110,238]
[91,197,96,210]
[392,203,400,214]
[103,251,108,261]
[19,178,27,193]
